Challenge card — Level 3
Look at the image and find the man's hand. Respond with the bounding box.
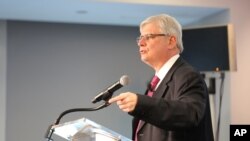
[109,92,138,112]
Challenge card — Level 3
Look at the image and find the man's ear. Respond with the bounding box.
[168,36,177,49]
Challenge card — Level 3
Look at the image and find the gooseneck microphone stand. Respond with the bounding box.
[45,101,111,141]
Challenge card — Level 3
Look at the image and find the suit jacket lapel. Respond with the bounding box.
[154,57,184,98]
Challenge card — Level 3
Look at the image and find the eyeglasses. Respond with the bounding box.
[136,34,167,43]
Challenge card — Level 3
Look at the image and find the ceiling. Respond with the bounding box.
[0,0,226,27]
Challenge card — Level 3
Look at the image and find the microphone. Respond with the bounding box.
[92,75,129,103]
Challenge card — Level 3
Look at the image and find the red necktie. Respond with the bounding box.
[147,75,160,97]
[135,75,160,141]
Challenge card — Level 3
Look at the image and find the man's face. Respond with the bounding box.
[137,23,170,68]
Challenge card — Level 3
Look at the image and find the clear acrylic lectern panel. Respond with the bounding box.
[51,117,131,141]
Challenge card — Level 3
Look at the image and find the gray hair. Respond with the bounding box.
[140,14,184,53]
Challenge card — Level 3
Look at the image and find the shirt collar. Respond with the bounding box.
[155,54,180,87]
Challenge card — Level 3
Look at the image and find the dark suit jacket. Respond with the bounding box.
[129,57,214,141]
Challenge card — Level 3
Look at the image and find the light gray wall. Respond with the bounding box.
[0,20,7,141]
[6,21,153,141]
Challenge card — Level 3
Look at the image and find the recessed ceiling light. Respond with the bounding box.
[76,10,88,14]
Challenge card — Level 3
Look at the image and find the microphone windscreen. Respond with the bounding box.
[120,75,129,86]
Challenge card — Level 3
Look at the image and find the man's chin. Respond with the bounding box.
[140,56,146,62]
[141,57,149,64]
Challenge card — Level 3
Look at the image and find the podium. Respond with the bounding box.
[51,117,132,141]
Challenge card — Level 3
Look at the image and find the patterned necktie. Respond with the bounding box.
[147,75,160,97]
[135,75,160,141]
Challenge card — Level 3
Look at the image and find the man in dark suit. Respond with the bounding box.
[109,14,214,141]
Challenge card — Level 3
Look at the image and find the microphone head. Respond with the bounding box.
[120,75,129,86]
